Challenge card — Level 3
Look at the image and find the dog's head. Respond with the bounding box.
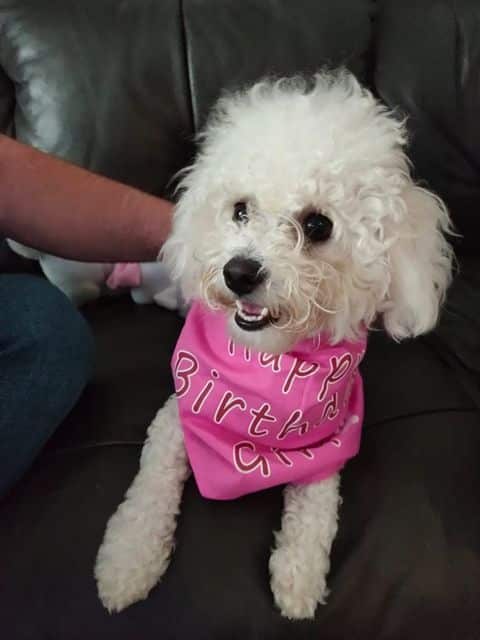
[163,71,453,354]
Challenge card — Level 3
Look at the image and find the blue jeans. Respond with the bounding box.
[0,275,94,496]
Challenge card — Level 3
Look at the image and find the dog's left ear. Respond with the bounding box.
[159,168,201,301]
[382,185,453,340]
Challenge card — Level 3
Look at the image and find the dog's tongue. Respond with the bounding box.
[240,301,264,317]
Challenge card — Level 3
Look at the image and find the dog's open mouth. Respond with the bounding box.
[234,300,271,331]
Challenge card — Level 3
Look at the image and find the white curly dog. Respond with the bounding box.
[95,71,453,620]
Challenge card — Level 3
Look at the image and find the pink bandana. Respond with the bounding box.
[172,301,366,500]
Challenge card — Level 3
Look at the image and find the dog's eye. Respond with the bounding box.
[233,201,249,224]
[302,212,333,242]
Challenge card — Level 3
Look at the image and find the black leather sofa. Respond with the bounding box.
[1,1,480,638]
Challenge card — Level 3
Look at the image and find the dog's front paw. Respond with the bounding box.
[269,543,330,620]
[95,549,149,613]
[95,508,174,613]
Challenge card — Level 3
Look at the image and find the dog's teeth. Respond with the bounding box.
[235,301,269,322]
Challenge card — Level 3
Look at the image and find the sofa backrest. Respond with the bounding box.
[0,0,479,252]
[375,0,480,255]
[0,0,372,197]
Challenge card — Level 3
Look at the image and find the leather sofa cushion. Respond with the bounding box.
[0,0,194,195]
[0,295,478,639]
[0,0,373,194]
[375,0,480,255]
[0,66,13,133]
[183,0,373,128]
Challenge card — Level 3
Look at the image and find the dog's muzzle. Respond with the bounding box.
[223,256,272,331]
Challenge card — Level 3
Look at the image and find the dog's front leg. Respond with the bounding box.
[95,395,189,612]
[269,473,340,619]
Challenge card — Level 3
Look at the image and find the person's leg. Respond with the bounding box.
[0,274,94,496]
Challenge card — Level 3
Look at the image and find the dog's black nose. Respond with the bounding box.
[223,257,265,296]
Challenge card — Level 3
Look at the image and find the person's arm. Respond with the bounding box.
[0,135,174,262]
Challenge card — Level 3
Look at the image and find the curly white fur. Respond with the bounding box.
[269,474,340,618]
[95,70,453,619]
[95,396,189,612]
[163,70,452,351]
